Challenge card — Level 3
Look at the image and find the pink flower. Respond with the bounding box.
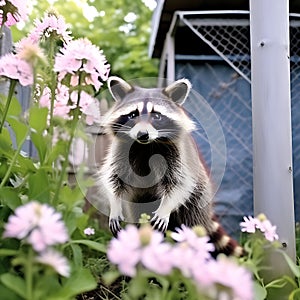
[39,85,72,119]
[171,225,214,261]
[14,37,45,65]
[39,84,101,124]
[107,225,174,277]
[171,243,196,277]
[0,53,33,86]
[0,0,28,27]
[54,38,110,91]
[71,90,101,125]
[36,249,70,277]
[29,12,72,44]
[139,227,173,275]
[240,216,259,233]
[259,220,279,242]
[107,225,141,277]
[204,256,253,300]
[84,227,95,236]
[3,201,69,252]
[240,215,279,242]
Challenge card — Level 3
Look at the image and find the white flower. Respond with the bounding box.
[84,227,95,236]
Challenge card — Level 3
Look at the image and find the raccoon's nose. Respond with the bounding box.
[137,130,149,143]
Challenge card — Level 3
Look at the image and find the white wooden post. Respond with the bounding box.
[250,0,296,275]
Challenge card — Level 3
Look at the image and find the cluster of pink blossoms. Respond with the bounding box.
[0,53,33,86]
[0,11,109,125]
[39,84,101,124]
[29,12,72,44]
[240,214,279,242]
[54,38,110,91]
[0,0,28,27]
[3,201,70,277]
[107,224,253,300]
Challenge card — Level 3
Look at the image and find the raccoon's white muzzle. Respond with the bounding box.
[129,122,158,144]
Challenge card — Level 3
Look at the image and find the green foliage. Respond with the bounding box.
[0,7,112,299]
[12,0,159,79]
[239,229,300,300]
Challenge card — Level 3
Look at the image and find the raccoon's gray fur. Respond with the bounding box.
[97,77,242,256]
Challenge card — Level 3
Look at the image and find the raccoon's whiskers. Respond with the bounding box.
[111,123,131,129]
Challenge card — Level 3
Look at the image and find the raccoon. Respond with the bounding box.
[97,76,243,256]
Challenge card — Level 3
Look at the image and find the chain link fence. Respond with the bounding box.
[175,13,300,236]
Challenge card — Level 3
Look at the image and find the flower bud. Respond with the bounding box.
[192,225,207,237]
[257,213,267,222]
[139,224,153,246]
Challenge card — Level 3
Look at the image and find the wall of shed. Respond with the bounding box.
[178,58,300,236]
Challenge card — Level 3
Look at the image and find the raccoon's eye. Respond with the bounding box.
[127,110,138,119]
[152,112,161,120]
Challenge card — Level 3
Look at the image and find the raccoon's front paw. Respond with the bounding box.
[109,216,123,237]
[151,214,169,233]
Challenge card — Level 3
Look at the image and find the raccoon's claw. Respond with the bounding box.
[151,214,169,233]
[109,217,122,237]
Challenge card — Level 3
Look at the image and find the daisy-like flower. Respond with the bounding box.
[36,249,70,277]
[171,225,214,261]
[15,37,46,65]
[0,53,33,86]
[84,227,95,236]
[108,224,174,277]
[259,219,279,242]
[240,216,259,234]
[107,225,142,277]
[0,0,28,27]
[54,38,110,92]
[3,201,69,252]
[240,214,279,242]
[203,256,253,300]
[139,225,173,275]
[29,11,72,44]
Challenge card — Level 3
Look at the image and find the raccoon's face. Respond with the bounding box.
[104,77,195,144]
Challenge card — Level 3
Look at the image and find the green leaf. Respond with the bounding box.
[28,169,50,202]
[278,249,300,277]
[7,117,28,146]
[29,106,48,133]
[47,268,97,300]
[128,274,148,298]
[68,239,107,253]
[30,132,48,162]
[0,249,19,256]
[70,243,83,268]
[289,288,300,300]
[0,283,21,300]
[102,270,120,285]
[0,127,12,152]
[0,187,22,210]
[7,96,22,117]
[0,273,26,299]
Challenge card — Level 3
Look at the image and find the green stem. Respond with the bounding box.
[0,130,28,188]
[25,248,34,300]
[0,80,17,133]
[52,88,82,206]
[48,38,57,137]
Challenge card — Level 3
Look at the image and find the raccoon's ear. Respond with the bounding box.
[107,76,133,102]
[163,78,191,105]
